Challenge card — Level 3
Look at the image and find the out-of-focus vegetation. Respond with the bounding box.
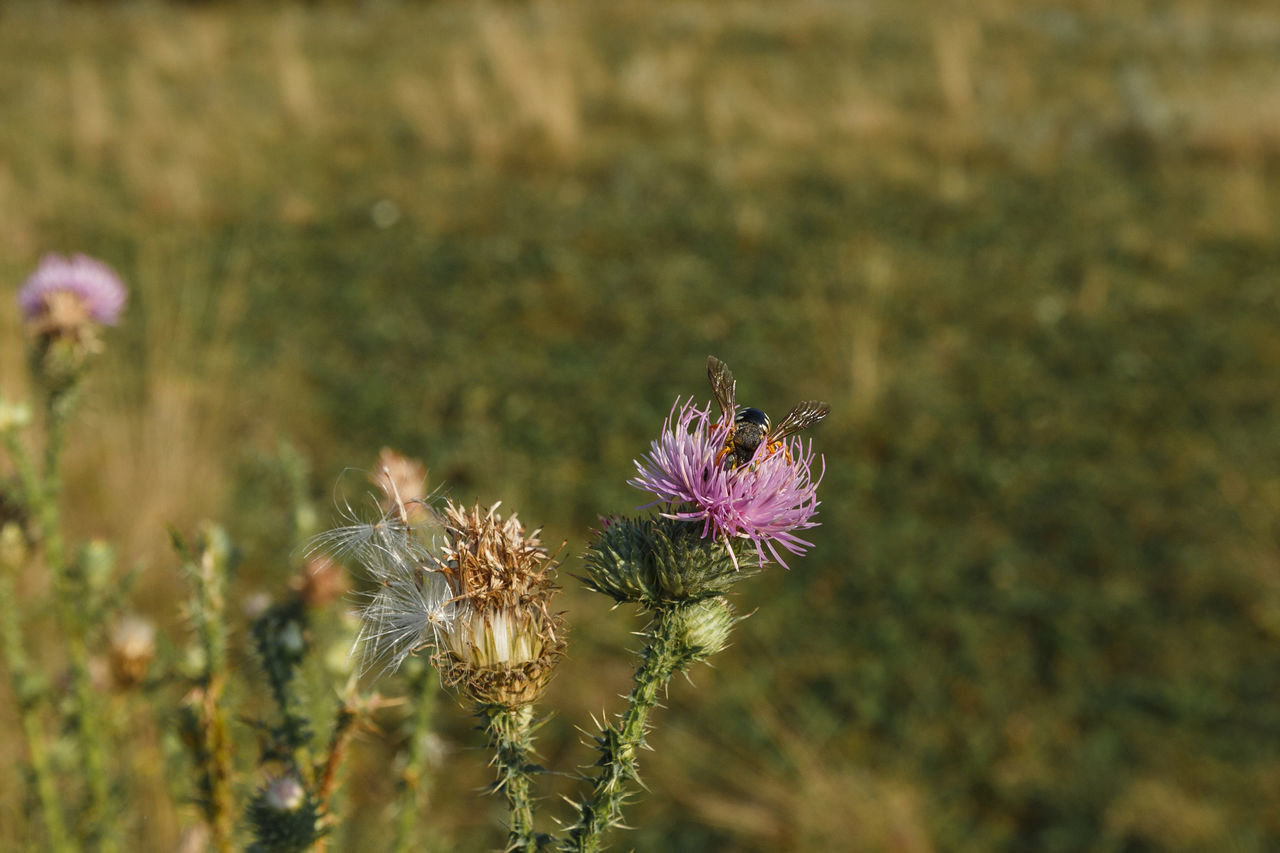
[1,0,1278,850]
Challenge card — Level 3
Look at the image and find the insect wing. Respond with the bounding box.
[706,356,738,425]
[767,400,830,444]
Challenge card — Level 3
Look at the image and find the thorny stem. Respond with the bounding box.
[0,434,68,849]
[559,606,693,853]
[314,689,361,839]
[199,674,234,852]
[484,703,544,853]
[180,529,235,852]
[40,385,116,853]
[253,601,312,756]
[1,430,39,520]
[0,570,72,853]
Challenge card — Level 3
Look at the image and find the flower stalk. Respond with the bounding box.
[39,386,116,852]
[483,703,545,852]
[0,527,72,853]
[561,598,733,853]
[175,525,236,852]
[324,479,567,851]
[1,252,129,851]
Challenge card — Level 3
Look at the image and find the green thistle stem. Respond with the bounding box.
[42,383,75,485]
[39,384,116,853]
[392,663,437,853]
[560,607,688,853]
[315,690,359,817]
[484,703,543,853]
[0,569,72,853]
[177,527,235,852]
[560,607,680,845]
[1,430,39,519]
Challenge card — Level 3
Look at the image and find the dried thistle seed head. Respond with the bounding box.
[437,605,567,707]
[323,488,567,701]
[432,500,567,707]
[353,561,456,676]
[436,500,556,607]
[374,448,432,523]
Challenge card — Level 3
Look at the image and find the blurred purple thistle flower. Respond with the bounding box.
[629,397,824,568]
[18,253,127,326]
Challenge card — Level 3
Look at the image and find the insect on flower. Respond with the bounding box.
[706,355,829,468]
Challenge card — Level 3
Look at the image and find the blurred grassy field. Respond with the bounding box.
[2,0,1279,850]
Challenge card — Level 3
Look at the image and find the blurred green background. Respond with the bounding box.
[2,0,1279,850]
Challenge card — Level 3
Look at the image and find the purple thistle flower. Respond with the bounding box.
[18,253,127,326]
[629,397,824,568]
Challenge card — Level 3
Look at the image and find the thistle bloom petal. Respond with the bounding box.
[629,398,824,568]
[18,253,127,326]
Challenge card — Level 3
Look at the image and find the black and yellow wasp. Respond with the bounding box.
[706,355,829,468]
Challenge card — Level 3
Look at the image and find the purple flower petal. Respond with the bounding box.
[630,397,824,568]
[18,253,127,325]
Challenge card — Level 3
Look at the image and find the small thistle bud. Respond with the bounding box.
[581,515,757,606]
[374,447,431,523]
[290,554,349,609]
[0,522,27,569]
[107,613,157,689]
[81,539,116,598]
[265,774,306,812]
[666,596,735,662]
[246,773,320,853]
[253,600,310,678]
[277,619,306,658]
[243,591,272,622]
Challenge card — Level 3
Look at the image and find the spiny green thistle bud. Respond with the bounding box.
[254,601,309,671]
[246,773,321,853]
[665,596,735,662]
[580,515,758,606]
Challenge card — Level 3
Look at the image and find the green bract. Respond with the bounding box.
[580,515,758,606]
